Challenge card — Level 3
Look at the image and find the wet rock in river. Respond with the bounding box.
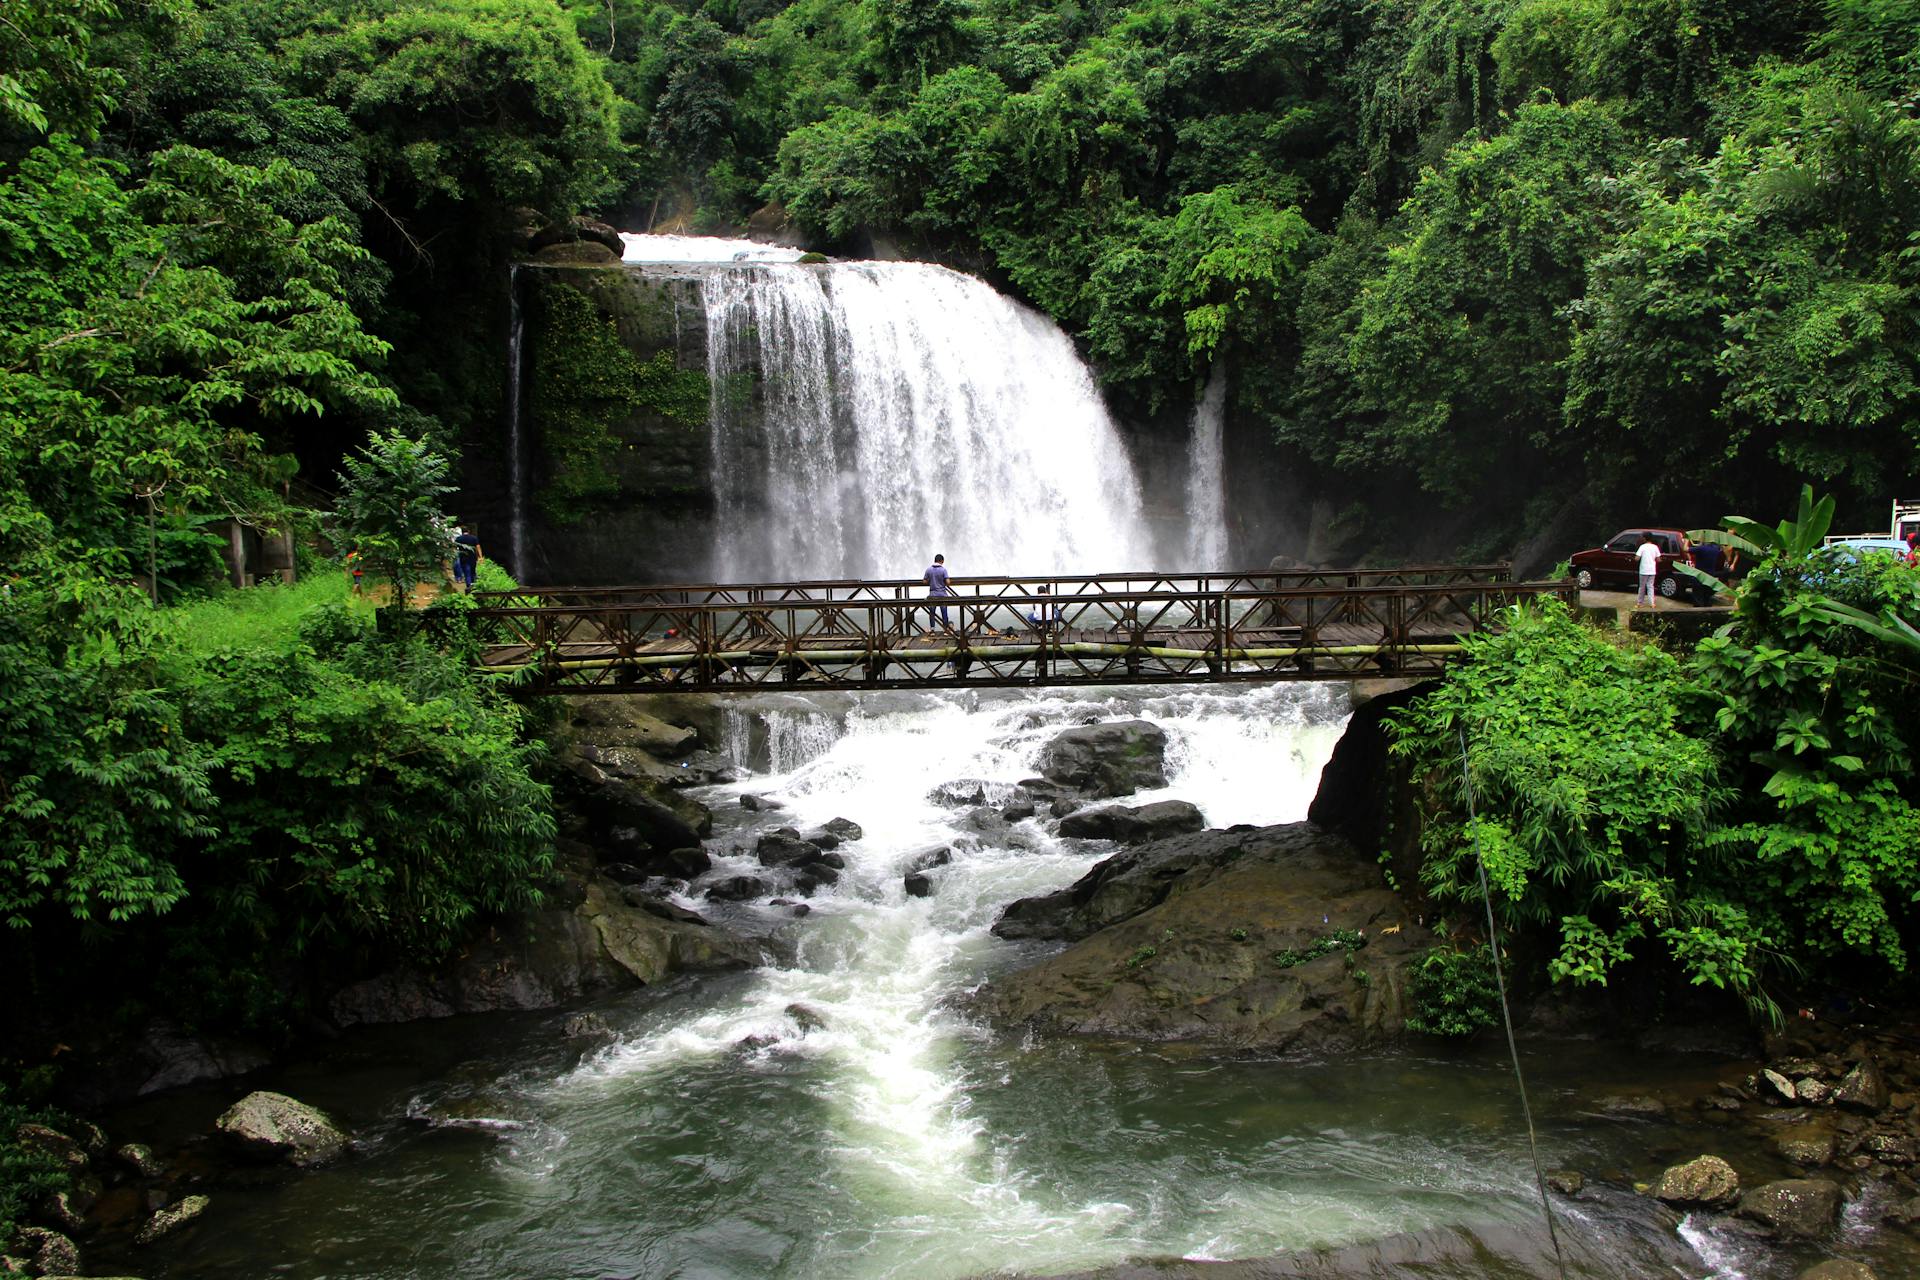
[755,828,835,869]
[1057,799,1204,844]
[1652,1155,1740,1207]
[980,822,1433,1054]
[741,793,783,811]
[1835,1056,1891,1114]
[929,779,991,807]
[658,847,711,879]
[821,817,863,841]
[216,1091,349,1167]
[1763,1068,1798,1103]
[619,889,710,927]
[15,1124,88,1174]
[562,1012,613,1039]
[1547,1169,1584,1197]
[1036,720,1168,798]
[1775,1125,1837,1167]
[1737,1177,1844,1239]
[1796,1262,1878,1280]
[116,1143,163,1179]
[14,1226,80,1275]
[136,1194,209,1245]
[706,875,764,905]
[904,872,933,898]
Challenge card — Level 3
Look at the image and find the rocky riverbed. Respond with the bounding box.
[13,684,1920,1278]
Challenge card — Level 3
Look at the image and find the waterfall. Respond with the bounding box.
[625,237,1153,582]
[505,264,528,578]
[1183,360,1229,567]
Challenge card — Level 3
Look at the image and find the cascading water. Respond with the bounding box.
[149,237,1832,1280]
[141,684,1816,1280]
[1183,360,1229,567]
[624,235,1153,581]
[505,264,528,579]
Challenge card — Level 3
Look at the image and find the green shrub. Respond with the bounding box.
[0,1081,70,1241]
[1407,945,1501,1037]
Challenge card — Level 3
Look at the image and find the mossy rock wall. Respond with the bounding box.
[508,265,729,583]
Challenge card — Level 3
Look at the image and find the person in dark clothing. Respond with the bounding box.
[1693,540,1726,579]
[452,526,482,593]
[924,553,953,628]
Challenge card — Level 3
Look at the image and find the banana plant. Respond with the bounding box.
[1687,483,1836,562]
[1810,600,1920,660]
[1678,483,1838,597]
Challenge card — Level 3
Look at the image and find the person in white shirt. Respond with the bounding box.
[1634,532,1662,607]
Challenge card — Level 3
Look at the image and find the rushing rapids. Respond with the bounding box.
[120,683,1884,1280]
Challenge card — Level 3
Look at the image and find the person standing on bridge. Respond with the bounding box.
[925,553,955,630]
[452,525,483,594]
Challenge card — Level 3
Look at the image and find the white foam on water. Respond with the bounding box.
[537,684,1353,1277]
[621,233,807,263]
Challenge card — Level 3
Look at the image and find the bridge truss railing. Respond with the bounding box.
[429,576,1575,694]
[468,564,1517,612]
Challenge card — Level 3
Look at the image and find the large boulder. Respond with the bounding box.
[562,759,712,869]
[528,216,625,257]
[1308,681,1431,898]
[330,873,756,1025]
[532,240,619,265]
[1834,1056,1891,1113]
[755,828,828,869]
[979,822,1432,1053]
[136,1194,209,1245]
[1652,1155,1740,1208]
[14,1226,80,1275]
[563,697,699,756]
[992,825,1275,942]
[1057,800,1205,843]
[1037,721,1168,798]
[1797,1263,1877,1280]
[1737,1179,1844,1239]
[215,1092,349,1166]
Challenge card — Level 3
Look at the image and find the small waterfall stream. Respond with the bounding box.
[505,264,528,578]
[1183,360,1229,567]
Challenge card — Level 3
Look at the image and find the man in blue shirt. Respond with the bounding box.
[925,553,953,628]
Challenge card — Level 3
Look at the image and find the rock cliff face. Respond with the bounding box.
[509,265,724,584]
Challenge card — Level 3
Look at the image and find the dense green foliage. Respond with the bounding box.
[0,1082,70,1243]
[545,0,1916,540]
[1,3,588,1045]
[1391,508,1920,1024]
[333,431,460,598]
[1406,944,1501,1037]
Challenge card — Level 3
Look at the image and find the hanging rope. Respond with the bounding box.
[1456,721,1570,1280]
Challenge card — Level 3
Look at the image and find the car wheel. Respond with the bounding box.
[1657,574,1680,599]
[1574,568,1594,590]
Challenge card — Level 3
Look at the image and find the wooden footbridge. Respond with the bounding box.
[426,566,1574,694]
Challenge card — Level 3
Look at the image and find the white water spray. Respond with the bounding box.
[702,263,1153,580]
[1184,359,1230,567]
[505,264,528,578]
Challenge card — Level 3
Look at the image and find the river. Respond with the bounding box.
[113,683,1912,1279]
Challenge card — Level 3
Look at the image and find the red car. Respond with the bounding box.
[1569,528,1716,604]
